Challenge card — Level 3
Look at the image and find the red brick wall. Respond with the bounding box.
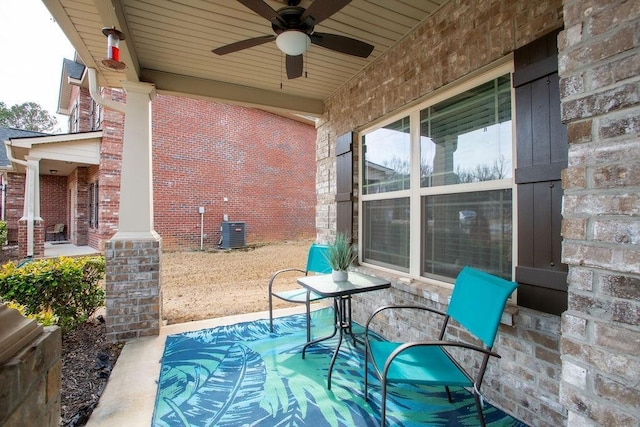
[152,96,317,249]
[90,88,125,250]
[40,175,68,238]
[5,173,25,244]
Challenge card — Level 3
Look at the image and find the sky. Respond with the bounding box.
[0,0,76,131]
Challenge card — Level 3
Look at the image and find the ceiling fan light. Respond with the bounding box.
[275,31,310,56]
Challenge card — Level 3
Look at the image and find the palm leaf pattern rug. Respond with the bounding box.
[152,308,527,426]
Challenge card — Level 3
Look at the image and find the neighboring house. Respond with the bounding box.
[0,127,50,244]
[1,59,317,257]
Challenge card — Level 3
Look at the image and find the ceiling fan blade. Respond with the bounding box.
[286,55,303,79]
[310,32,374,58]
[212,35,275,55]
[237,0,286,27]
[300,0,351,26]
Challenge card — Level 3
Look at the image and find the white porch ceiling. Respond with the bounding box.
[43,0,448,117]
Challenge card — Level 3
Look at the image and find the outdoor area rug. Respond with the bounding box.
[152,308,527,426]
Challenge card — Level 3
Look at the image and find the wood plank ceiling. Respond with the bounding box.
[44,0,447,116]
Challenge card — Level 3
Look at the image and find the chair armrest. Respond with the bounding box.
[381,340,501,387]
[268,268,306,291]
[365,305,446,336]
[391,340,501,361]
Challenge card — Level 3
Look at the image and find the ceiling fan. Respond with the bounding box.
[212,0,375,79]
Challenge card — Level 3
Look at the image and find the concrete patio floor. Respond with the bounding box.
[44,242,99,258]
[86,305,312,427]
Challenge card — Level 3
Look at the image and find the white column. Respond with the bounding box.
[111,81,158,241]
[22,156,42,256]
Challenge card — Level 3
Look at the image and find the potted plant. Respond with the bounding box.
[326,232,356,281]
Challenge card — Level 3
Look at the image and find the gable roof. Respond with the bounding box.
[0,127,51,167]
[57,58,87,115]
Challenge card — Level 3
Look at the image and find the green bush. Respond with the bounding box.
[4,300,59,326]
[0,256,105,331]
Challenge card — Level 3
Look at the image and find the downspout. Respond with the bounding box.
[87,68,126,114]
[4,141,34,257]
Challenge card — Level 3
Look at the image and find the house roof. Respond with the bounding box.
[43,0,449,117]
[57,58,87,115]
[0,127,51,168]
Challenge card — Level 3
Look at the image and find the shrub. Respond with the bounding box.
[4,300,59,326]
[0,256,105,331]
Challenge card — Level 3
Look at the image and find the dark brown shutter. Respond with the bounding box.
[514,28,568,315]
[335,132,354,239]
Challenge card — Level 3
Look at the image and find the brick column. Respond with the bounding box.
[103,80,162,341]
[558,0,640,425]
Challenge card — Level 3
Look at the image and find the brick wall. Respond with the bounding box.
[5,173,25,244]
[152,95,317,249]
[558,0,640,425]
[317,0,569,425]
[91,88,125,250]
[40,175,68,238]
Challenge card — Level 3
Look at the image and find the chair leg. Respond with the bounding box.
[364,344,369,401]
[445,385,453,403]
[473,390,486,427]
[268,293,274,332]
[380,377,388,427]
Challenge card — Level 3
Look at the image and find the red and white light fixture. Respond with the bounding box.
[101,27,126,71]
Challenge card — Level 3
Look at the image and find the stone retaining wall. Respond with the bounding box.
[0,326,62,427]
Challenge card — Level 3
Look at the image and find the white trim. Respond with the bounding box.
[8,131,102,148]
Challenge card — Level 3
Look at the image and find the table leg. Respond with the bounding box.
[302,298,338,359]
[327,297,344,389]
[303,295,361,390]
[327,296,349,390]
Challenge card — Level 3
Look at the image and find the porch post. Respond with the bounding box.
[104,81,162,341]
[18,156,44,258]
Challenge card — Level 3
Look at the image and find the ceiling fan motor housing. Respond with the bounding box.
[271,6,315,35]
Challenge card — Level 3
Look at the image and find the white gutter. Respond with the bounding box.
[4,141,34,257]
[86,68,126,114]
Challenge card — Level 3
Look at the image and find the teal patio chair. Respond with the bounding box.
[268,243,332,342]
[364,266,518,427]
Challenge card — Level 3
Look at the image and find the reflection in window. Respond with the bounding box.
[360,71,513,282]
[363,117,410,194]
[420,75,512,187]
[422,190,512,280]
[363,198,410,271]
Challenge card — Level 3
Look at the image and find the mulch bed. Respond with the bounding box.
[60,317,122,427]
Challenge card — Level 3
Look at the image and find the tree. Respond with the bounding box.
[0,101,57,133]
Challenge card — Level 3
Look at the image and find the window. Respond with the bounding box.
[360,67,514,282]
[362,117,411,270]
[91,100,101,130]
[70,100,79,133]
[88,181,99,228]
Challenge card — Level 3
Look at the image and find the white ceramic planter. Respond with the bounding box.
[331,270,348,282]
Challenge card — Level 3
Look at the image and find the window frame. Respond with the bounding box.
[358,60,516,284]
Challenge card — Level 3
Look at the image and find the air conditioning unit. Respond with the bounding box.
[220,222,246,249]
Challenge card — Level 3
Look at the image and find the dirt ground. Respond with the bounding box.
[161,239,314,324]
